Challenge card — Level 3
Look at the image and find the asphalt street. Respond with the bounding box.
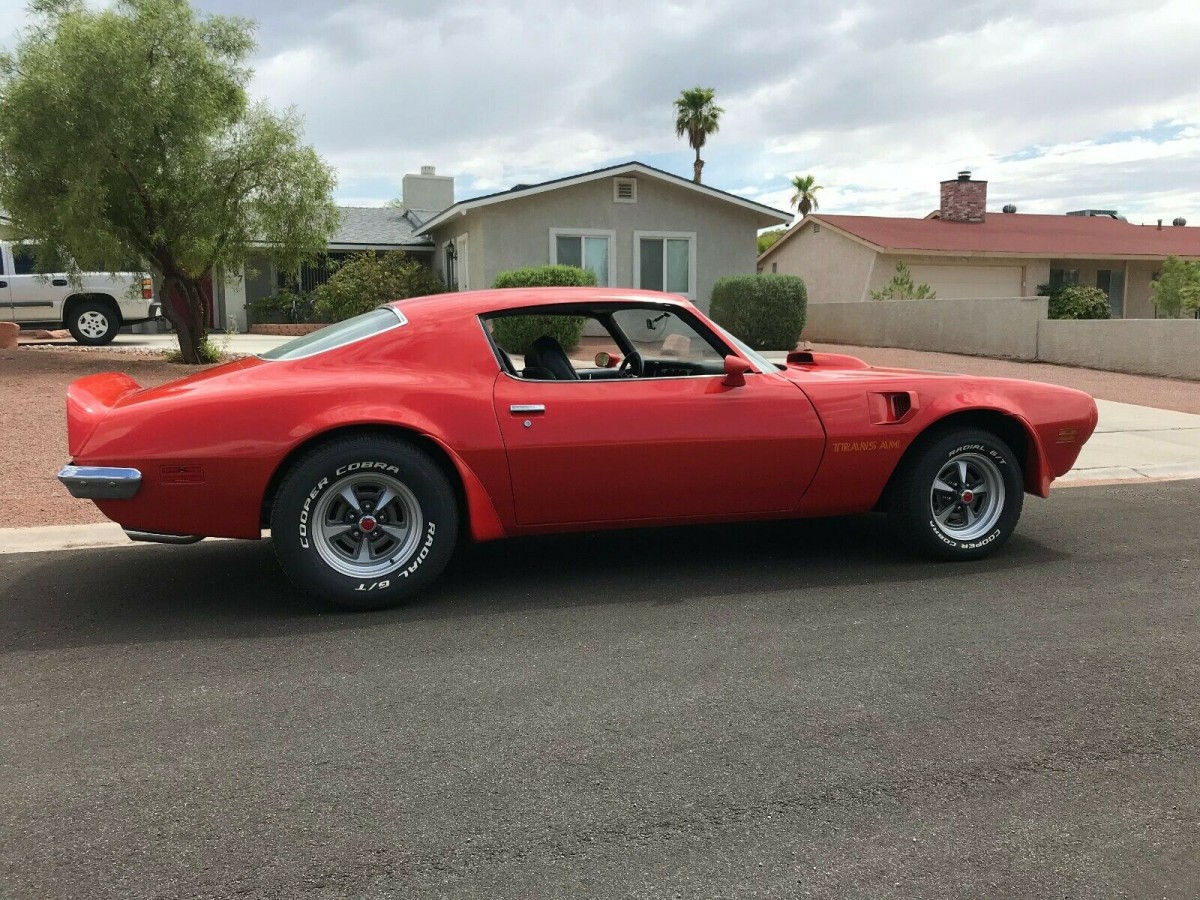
[2,482,1198,899]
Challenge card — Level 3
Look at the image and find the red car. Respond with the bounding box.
[58,287,1098,610]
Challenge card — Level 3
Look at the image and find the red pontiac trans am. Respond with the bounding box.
[58,287,1099,610]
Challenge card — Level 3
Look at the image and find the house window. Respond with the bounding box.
[613,178,637,203]
[549,229,614,286]
[634,231,696,297]
[1097,269,1125,318]
[1048,267,1080,289]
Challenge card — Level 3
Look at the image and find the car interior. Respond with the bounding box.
[483,303,732,381]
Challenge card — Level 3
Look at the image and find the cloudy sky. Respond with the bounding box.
[3,0,1199,224]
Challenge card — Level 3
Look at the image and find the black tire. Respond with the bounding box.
[67,299,120,346]
[270,436,459,610]
[888,428,1024,560]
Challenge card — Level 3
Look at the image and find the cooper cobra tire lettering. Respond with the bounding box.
[271,438,459,611]
[891,427,1024,562]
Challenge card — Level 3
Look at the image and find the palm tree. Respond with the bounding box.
[674,87,723,184]
[789,174,823,216]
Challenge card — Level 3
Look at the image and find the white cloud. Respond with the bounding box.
[1,0,1197,221]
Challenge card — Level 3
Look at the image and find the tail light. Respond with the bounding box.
[142,276,154,300]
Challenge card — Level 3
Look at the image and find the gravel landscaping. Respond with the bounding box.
[2,342,1196,531]
[0,348,218,527]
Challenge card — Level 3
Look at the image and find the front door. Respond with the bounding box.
[7,244,62,324]
[493,372,825,527]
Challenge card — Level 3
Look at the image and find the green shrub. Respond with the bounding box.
[492,265,598,289]
[490,265,596,353]
[709,274,808,350]
[248,288,315,324]
[1150,256,1200,318]
[870,261,936,300]
[311,251,443,322]
[1037,284,1111,320]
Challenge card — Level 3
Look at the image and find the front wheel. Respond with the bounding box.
[67,300,120,345]
[271,437,459,610]
[889,428,1024,560]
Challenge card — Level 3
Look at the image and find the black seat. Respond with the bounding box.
[523,335,578,380]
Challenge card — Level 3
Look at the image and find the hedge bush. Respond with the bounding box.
[311,251,443,322]
[1038,284,1111,320]
[247,288,316,324]
[709,274,808,350]
[490,265,596,353]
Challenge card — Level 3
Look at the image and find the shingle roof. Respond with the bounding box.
[331,207,435,248]
[797,212,1200,260]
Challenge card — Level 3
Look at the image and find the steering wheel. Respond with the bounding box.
[618,351,644,378]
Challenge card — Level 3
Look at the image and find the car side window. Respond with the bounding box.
[486,313,620,380]
[610,309,725,367]
[12,245,38,276]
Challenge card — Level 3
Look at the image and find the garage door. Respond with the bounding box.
[908,265,1023,299]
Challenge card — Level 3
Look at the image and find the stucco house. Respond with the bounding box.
[214,162,788,330]
[757,172,1200,318]
[415,161,790,312]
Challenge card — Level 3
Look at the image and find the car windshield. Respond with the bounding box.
[258,308,405,361]
[708,323,779,373]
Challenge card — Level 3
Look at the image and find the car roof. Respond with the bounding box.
[391,287,696,319]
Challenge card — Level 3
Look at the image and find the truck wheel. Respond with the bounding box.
[67,300,120,346]
[889,428,1024,560]
[270,436,459,610]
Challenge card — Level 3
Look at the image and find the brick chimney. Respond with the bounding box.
[939,170,987,223]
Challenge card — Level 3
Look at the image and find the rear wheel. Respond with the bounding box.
[67,299,120,345]
[271,437,459,610]
[889,428,1024,560]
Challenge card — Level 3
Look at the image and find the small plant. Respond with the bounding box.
[1150,256,1200,318]
[1036,283,1112,320]
[871,261,936,300]
[311,251,443,322]
[490,265,596,353]
[248,288,316,325]
[709,274,808,350]
[166,338,223,365]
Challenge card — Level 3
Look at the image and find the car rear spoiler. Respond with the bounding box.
[65,372,142,458]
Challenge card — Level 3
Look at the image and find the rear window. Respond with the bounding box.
[258,308,405,361]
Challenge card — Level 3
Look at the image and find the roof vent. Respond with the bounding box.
[420,166,436,176]
[1173,217,1187,227]
[1002,204,1017,214]
[613,177,637,203]
[510,183,531,192]
[957,170,972,182]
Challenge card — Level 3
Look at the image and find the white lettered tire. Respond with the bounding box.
[889,428,1024,560]
[271,436,458,610]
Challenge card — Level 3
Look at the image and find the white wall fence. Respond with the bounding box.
[804,297,1200,380]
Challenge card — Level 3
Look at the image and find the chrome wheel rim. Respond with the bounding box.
[78,310,110,339]
[929,452,1005,541]
[312,473,423,578]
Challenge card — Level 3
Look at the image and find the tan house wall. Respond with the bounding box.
[1125,261,1158,318]
[428,176,764,311]
[760,225,877,303]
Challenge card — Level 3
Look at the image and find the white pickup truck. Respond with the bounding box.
[0,241,161,345]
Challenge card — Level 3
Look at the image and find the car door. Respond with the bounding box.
[7,243,65,324]
[493,369,826,527]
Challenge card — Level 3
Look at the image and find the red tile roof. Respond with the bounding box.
[810,212,1200,259]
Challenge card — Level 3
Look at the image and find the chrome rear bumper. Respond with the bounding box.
[57,465,142,500]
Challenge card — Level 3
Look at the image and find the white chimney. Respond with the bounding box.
[402,166,454,212]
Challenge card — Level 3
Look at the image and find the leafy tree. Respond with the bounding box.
[757,228,786,255]
[871,261,937,301]
[1151,256,1200,318]
[0,0,340,363]
[311,251,443,322]
[673,87,723,184]
[789,174,823,217]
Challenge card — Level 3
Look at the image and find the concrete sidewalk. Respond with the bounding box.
[4,399,1195,556]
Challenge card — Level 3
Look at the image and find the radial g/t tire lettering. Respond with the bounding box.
[271,436,458,610]
[889,427,1024,561]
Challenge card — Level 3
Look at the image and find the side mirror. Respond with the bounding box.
[595,351,620,369]
[722,355,753,387]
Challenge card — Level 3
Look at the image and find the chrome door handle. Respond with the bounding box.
[509,404,545,414]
